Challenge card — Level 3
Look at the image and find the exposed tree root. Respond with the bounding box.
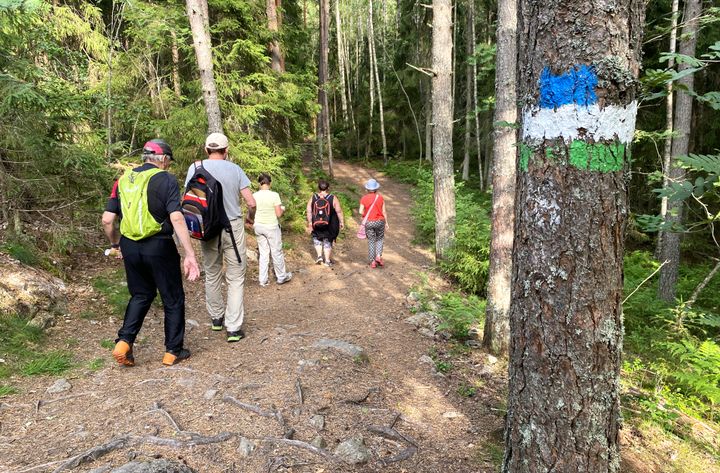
[262,437,340,463]
[223,395,285,426]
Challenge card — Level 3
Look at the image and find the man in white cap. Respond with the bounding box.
[184,132,256,342]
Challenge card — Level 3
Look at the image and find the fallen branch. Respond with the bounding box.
[148,402,182,432]
[378,446,418,466]
[223,395,285,426]
[51,435,131,472]
[262,438,340,463]
[295,378,304,405]
[33,393,97,412]
[623,260,668,305]
[687,258,720,308]
[141,432,235,447]
[367,425,418,448]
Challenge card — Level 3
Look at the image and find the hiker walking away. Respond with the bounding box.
[184,132,256,342]
[252,173,292,287]
[359,178,388,268]
[306,179,344,267]
[102,139,200,367]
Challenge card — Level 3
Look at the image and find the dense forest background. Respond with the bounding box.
[2,0,720,467]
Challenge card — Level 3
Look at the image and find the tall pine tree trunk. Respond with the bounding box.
[482,0,516,356]
[658,0,700,302]
[461,0,473,181]
[471,0,482,187]
[267,0,285,73]
[186,0,222,133]
[432,0,456,261]
[657,0,679,258]
[504,0,644,470]
[368,0,387,164]
[171,30,182,97]
[425,89,432,162]
[319,0,333,176]
[335,0,348,122]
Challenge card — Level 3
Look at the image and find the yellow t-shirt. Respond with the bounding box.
[253,189,282,226]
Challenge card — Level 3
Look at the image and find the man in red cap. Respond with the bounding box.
[102,139,200,366]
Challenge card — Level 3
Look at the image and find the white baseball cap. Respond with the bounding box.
[205,132,229,150]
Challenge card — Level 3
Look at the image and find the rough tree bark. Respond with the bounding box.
[658,0,701,302]
[482,0,516,356]
[425,89,432,162]
[656,0,679,259]
[504,0,645,471]
[171,30,182,97]
[186,0,223,133]
[267,0,285,73]
[431,0,456,261]
[471,0,482,187]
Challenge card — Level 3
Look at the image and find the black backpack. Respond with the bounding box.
[311,194,332,229]
[182,161,241,263]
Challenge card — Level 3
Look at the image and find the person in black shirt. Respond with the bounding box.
[101,139,200,367]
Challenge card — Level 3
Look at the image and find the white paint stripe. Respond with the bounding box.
[522,101,637,144]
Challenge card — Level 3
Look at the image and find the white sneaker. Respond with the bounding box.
[277,273,293,285]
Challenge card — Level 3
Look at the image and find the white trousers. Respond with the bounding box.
[253,223,290,284]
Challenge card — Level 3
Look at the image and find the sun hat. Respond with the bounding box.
[142,139,173,160]
[364,179,380,191]
[205,132,229,150]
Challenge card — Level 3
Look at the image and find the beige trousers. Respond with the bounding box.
[202,219,247,332]
[253,223,290,284]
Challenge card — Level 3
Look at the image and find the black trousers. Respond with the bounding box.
[117,236,185,353]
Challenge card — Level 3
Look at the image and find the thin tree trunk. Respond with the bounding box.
[471,0,482,187]
[171,30,182,97]
[186,0,223,133]
[505,0,645,470]
[368,0,387,164]
[657,0,680,259]
[319,0,333,176]
[367,22,375,159]
[483,0,516,355]
[267,0,285,73]
[425,89,432,162]
[335,0,348,122]
[432,0,456,261]
[658,0,702,303]
[461,0,473,181]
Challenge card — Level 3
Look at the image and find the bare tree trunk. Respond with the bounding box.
[368,0,387,164]
[267,0,285,73]
[367,22,375,159]
[658,0,701,303]
[335,0,348,122]
[425,89,432,162]
[319,0,333,176]
[471,0,482,187]
[483,0,516,356]
[171,30,182,97]
[432,0,456,261]
[656,0,680,259]
[504,0,644,470]
[461,0,473,181]
[186,0,223,133]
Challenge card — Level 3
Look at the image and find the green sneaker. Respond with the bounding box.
[227,330,245,342]
[211,318,224,331]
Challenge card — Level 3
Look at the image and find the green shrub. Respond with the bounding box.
[436,292,486,340]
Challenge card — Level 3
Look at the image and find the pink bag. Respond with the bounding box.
[356,225,366,239]
[357,194,379,239]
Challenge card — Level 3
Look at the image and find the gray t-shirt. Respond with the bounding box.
[185,159,251,220]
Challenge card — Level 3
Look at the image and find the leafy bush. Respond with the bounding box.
[436,292,486,340]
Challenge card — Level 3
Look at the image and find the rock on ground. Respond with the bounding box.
[46,378,72,394]
[111,459,195,473]
[334,437,372,465]
[237,437,255,457]
[313,338,366,359]
[0,253,67,322]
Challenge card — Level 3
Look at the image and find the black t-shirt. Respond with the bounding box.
[105,163,182,237]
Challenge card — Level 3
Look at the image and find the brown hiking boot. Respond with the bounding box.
[112,340,135,367]
[162,348,191,366]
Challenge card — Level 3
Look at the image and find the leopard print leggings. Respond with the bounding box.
[365,220,385,262]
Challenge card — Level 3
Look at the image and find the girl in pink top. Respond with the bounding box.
[358,178,389,268]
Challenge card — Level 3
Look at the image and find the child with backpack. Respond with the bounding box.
[306,179,345,266]
[252,173,292,287]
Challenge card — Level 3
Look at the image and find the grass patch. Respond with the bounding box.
[88,358,105,371]
[1,238,40,267]
[21,351,73,376]
[100,339,115,350]
[92,269,129,316]
[0,385,19,397]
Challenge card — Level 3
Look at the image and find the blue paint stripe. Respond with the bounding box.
[539,65,598,108]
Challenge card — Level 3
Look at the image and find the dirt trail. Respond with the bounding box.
[0,161,503,472]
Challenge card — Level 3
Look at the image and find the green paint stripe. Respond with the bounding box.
[519,140,627,172]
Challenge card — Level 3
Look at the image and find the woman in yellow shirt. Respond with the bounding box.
[252,173,292,287]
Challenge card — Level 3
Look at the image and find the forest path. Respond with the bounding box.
[0,160,504,473]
